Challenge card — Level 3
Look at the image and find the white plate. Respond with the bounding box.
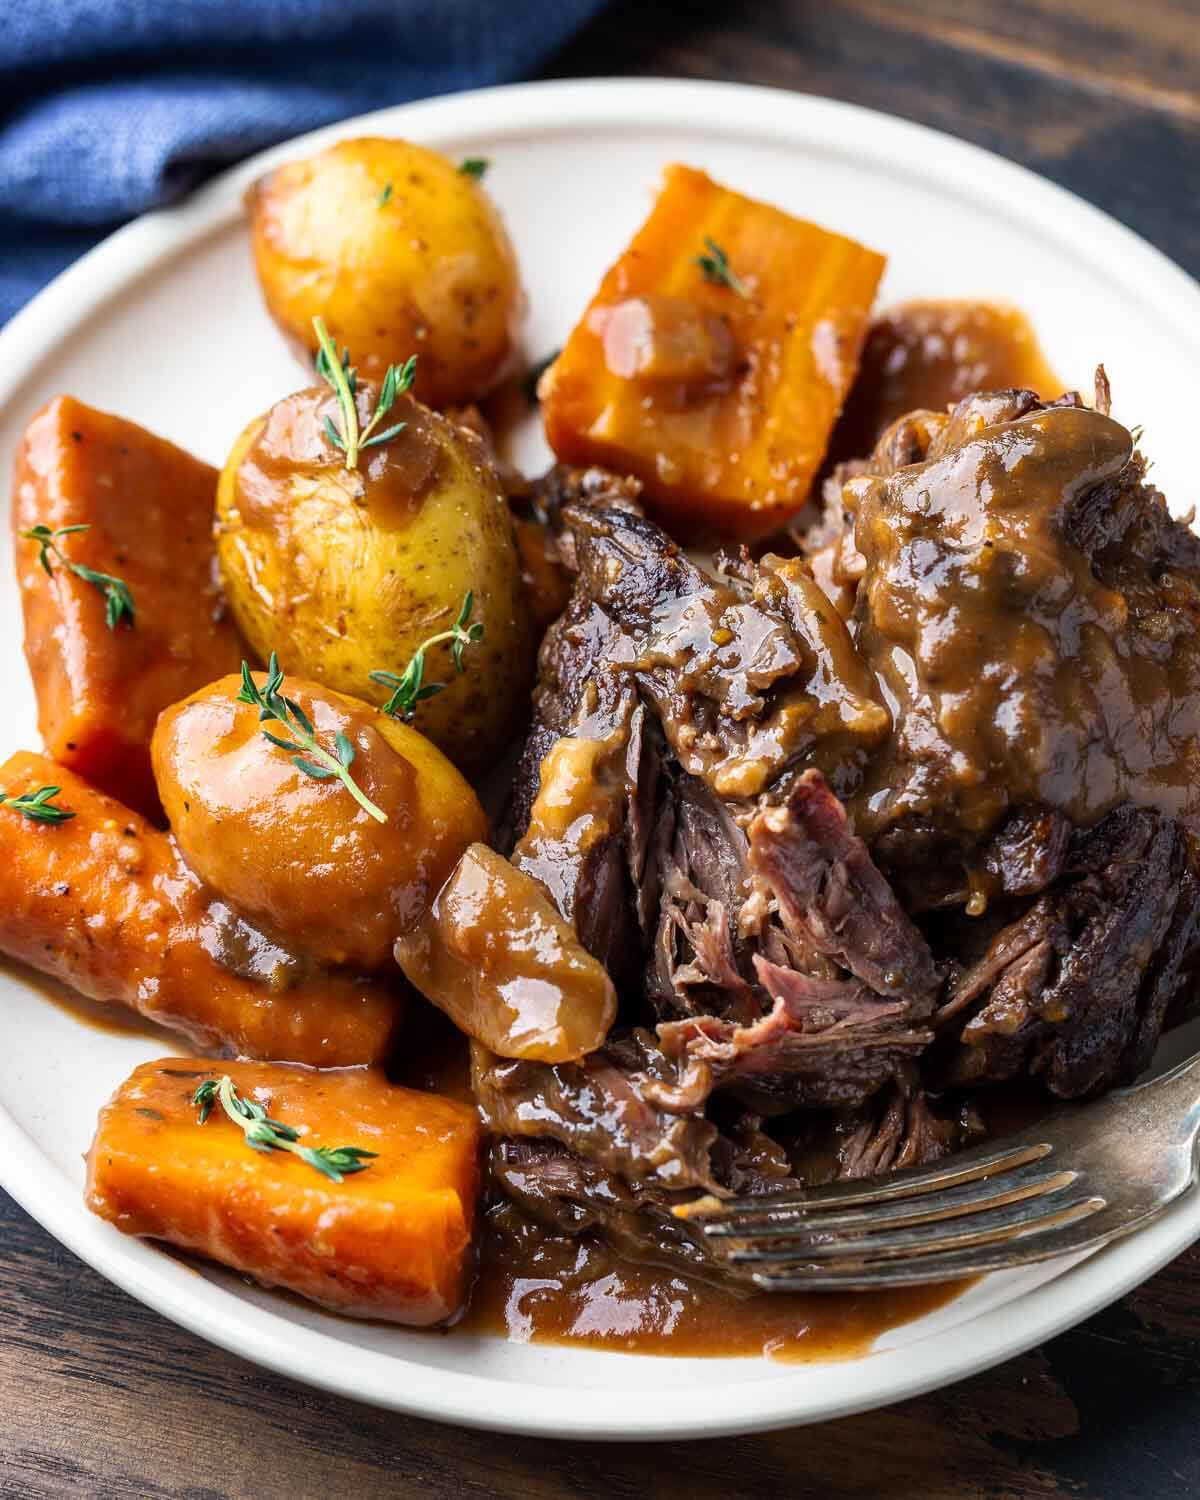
[2,77,1200,1442]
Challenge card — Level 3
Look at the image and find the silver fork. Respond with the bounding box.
[686,1052,1200,1290]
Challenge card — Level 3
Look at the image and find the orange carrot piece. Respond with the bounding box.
[12,396,244,819]
[0,750,402,1065]
[541,165,886,541]
[87,1059,482,1326]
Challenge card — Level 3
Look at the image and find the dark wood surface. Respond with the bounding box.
[4,3,1199,1495]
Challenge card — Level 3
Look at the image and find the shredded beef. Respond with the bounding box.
[472,1036,723,1193]
[941,807,1199,1096]
[748,770,939,1009]
[837,1084,964,1179]
[480,382,1200,1284]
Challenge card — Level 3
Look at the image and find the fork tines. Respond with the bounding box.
[688,1138,1110,1290]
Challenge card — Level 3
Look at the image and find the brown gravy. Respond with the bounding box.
[459,1206,965,1360]
[828,300,1062,467]
[1,957,177,1042]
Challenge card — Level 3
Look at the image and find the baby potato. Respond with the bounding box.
[152,673,488,971]
[215,381,532,772]
[249,137,523,409]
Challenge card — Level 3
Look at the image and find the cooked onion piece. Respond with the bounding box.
[395,843,617,1064]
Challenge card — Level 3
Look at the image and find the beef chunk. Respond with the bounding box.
[488,1132,788,1291]
[490,1137,729,1282]
[836,1084,964,1180]
[646,769,759,1023]
[749,770,940,1008]
[657,965,930,1111]
[566,505,888,800]
[844,393,1200,864]
[982,808,1072,900]
[942,808,1200,1096]
[510,691,641,987]
[476,1036,801,1288]
[483,384,1200,1282]
[472,1035,723,1193]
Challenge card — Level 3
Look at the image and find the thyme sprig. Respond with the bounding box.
[370,591,484,722]
[377,181,393,207]
[0,785,74,824]
[312,316,417,471]
[193,1076,377,1184]
[237,653,387,823]
[22,524,135,629]
[694,236,750,299]
[459,157,490,180]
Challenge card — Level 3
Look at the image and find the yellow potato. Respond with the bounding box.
[248,137,523,409]
[152,673,489,971]
[215,380,533,772]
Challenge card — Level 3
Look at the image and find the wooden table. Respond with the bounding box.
[4,3,1198,1495]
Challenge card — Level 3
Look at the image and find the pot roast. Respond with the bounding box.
[474,382,1200,1286]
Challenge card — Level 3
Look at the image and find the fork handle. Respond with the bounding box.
[1117,1050,1200,1147]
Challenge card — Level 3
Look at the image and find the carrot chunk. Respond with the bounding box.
[87,1059,482,1326]
[541,165,886,541]
[0,750,402,1065]
[11,396,244,819]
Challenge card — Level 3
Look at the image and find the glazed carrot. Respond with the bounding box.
[86,1059,482,1326]
[12,395,244,819]
[0,751,402,1065]
[541,165,886,541]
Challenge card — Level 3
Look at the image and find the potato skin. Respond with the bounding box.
[249,137,523,409]
[152,674,488,971]
[215,383,532,772]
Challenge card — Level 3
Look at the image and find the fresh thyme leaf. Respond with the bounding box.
[239,651,387,823]
[459,157,490,180]
[523,348,561,406]
[694,236,750,298]
[72,561,136,630]
[370,591,484,722]
[193,1075,378,1183]
[312,318,417,471]
[283,697,315,737]
[378,361,401,411]
[377,181,393,207]
[361,421,408,451]
[0,785,75,824]
[21,523,136,629]
[290,756,336,780]
[299,1144,379,1182]
[260,728,303,753]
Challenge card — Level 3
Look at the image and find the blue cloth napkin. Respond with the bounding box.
[0,0,606,322]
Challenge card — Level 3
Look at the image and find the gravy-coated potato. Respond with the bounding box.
[215,383,532,771]
[152,674,487,971]
[249,137,523,408]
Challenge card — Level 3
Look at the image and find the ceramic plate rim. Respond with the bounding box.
[2,76,1200,1441]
